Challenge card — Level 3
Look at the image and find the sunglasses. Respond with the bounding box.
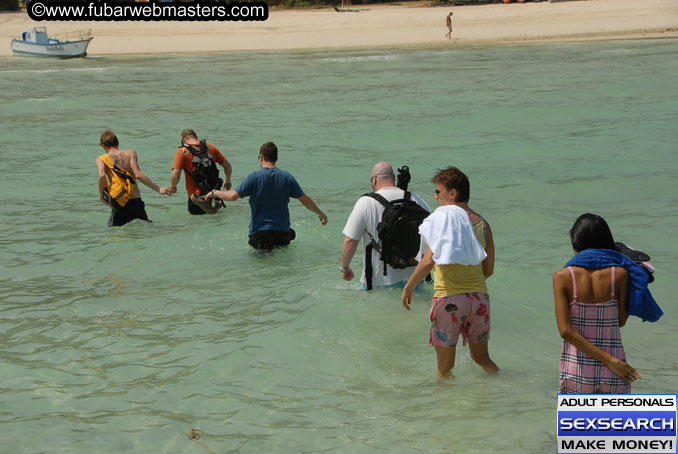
[434,189,441,195]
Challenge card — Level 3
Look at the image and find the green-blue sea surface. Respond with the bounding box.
[1,39,677,454]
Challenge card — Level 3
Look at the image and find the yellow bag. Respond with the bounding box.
[99,154,136,211]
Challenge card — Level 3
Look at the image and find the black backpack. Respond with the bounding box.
[184,140,223,195]
[363,191,430,290]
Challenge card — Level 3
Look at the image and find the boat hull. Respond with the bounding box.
[11,37,93,58]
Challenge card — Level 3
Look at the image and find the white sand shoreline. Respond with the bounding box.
[1,0,677,57]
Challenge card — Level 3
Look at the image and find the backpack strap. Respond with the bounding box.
[98,154,135,182]
[364,191,412,206]
[362,192,392,283]
[183,143,200,157]
[362,192,389,255]
[365,243,374,291]
[567,266,578,302]
[183,140,210,159]
[362,192,389,207]
[362,192,389,257]
[99,153,113,167]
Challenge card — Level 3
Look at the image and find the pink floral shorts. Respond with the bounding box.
[429,292,491,348]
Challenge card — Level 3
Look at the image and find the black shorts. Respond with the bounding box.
[248,228,296,251]
[108,198,150,227]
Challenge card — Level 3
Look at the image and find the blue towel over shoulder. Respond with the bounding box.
[565,248,663,322]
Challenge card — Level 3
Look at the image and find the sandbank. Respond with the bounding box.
[1,0,677,57]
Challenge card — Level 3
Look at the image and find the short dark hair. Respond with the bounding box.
[431,166,470,203]
[100,130,119,148]
[569,213,616,252]
[260,141,278,163]
[181,129,197,140]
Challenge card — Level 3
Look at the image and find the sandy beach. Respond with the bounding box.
[1,0,677,56]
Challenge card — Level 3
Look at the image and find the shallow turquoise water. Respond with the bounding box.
[1,40,677,453]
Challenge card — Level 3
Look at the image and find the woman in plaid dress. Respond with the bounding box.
[553,214,641,394]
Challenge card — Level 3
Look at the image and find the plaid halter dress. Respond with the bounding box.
[559,266,630,394]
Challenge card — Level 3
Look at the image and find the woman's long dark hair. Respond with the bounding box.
[569,213,616,252]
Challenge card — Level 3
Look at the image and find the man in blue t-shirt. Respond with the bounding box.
[206,142,328,250]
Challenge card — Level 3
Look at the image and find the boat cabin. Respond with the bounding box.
[23,27,50,44]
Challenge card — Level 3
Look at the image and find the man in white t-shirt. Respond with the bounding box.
[340,162,431,289]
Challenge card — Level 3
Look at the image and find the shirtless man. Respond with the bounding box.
[96,130,175,227]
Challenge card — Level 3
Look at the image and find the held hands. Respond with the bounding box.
[160,186,176,195]
[607,358,641,384]
[401,286,413,311]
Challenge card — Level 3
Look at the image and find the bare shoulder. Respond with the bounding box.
[122,149,139,166]
[615,266,628,282]
[553,267,570,284]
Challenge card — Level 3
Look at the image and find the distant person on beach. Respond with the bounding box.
[96,130,174,227]
[445,12,453,39]
[340,162,430,290]
[554,214,642,394]
[170,129,233,215]
[401,166,498,378]
[205,141,327,251]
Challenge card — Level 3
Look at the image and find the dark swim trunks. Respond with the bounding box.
[108,198,150,227]
[248,228,296,251]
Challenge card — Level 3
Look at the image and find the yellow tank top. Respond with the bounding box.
[433,217,488,297]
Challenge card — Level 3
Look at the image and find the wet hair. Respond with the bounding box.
[569,213,616,252]
[99,130,119,148]
[431,166,470,203]
[181,129,198,140]
[260,141,278,163]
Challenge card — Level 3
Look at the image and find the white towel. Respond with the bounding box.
[416,205,487,266]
